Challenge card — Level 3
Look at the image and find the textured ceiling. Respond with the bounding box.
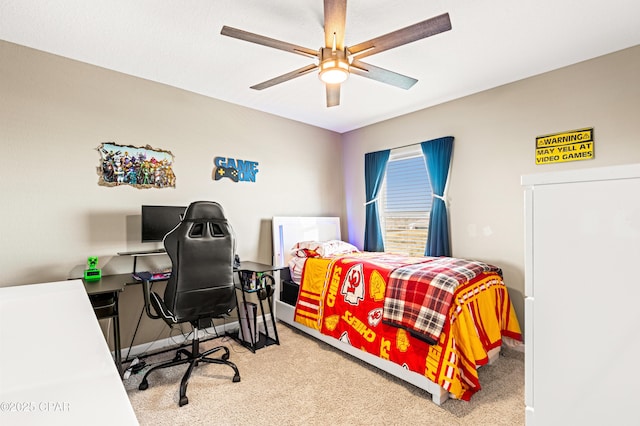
[1,0,639,133]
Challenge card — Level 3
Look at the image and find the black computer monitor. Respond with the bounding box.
[141,205,187,243]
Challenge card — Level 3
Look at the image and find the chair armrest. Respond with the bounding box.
[138,272,161,320]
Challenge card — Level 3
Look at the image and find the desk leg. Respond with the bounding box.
[237,288,257,353]
[258,297,269,339]
[113,292,122,377]
[268,293,280,345]
[257,294,279,346]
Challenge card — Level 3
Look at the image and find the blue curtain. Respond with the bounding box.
[421,136,454,257]
[364,149,390,252]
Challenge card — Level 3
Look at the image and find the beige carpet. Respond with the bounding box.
[124,322,524,425]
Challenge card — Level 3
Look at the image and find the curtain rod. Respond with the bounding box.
[366,136,454,155]
[391,141,423,151]
[365,141,422,155]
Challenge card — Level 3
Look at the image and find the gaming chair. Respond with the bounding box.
[138,201,241,407]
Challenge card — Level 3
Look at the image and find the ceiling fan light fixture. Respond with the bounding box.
[319,59,349,84]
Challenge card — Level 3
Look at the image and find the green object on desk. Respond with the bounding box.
[84,256,102,282]
[84,269,102,281]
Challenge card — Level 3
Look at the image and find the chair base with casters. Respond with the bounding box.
[138,323,241,407]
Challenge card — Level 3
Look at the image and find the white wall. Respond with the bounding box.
[341,45,640,326]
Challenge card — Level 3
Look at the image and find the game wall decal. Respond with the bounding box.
[213,156,259,183]
[97,142,176,188]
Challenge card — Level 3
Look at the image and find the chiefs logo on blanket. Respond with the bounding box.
[368,308,383,327]
[341,263,365,305]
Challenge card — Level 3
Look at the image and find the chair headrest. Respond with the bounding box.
[182,201,226,221]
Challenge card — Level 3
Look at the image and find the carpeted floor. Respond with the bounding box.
[124,322,524,425]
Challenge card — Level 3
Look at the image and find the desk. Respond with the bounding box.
[82,273,129,376]
[232,261,285,352]
[0,280,137,425]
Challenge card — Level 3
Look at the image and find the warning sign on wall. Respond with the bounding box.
[535,128,594,165]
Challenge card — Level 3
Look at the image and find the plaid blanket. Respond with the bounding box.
[383,257,502,344]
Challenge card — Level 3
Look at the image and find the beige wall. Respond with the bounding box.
[2,39,639,348]
[0,41,344,347]
[341,45,640,326]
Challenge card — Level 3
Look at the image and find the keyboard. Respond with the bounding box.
[152,271,171,280]
[132,271,171,282]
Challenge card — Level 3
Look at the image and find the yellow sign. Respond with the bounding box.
[535,128,594,165]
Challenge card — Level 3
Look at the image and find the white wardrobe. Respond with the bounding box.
[522,163,640,425]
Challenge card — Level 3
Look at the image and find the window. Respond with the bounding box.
[380,147,432,256]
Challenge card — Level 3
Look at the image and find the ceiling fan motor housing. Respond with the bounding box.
[319,47,350,84]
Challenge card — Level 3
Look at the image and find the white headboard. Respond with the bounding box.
[272,217,341,267]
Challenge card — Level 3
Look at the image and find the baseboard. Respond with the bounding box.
[503,336,525,353]
[116,320,238,360]
[116,315,275,361]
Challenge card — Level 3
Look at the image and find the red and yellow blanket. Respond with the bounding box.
[293,252,521,400]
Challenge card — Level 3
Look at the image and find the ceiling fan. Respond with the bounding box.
[220,0,451,107]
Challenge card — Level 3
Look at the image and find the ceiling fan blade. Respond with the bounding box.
[221,26,318,59]
[250,64,319,90]
[326,84,340,107]
[350,59,417,89]
[324,0,347,49]
[348,13,451,60]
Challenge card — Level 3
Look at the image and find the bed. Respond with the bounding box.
[271,217,521,405]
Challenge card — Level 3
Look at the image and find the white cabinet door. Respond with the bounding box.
[526,170,640,425]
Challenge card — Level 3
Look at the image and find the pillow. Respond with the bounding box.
[288,256,306,284]
[291,240,359,258]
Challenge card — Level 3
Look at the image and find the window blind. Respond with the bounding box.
[381,154,432,256]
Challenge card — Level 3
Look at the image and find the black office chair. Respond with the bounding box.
[138,201,241,407]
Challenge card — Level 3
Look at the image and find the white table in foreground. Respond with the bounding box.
[0,280,137,425]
